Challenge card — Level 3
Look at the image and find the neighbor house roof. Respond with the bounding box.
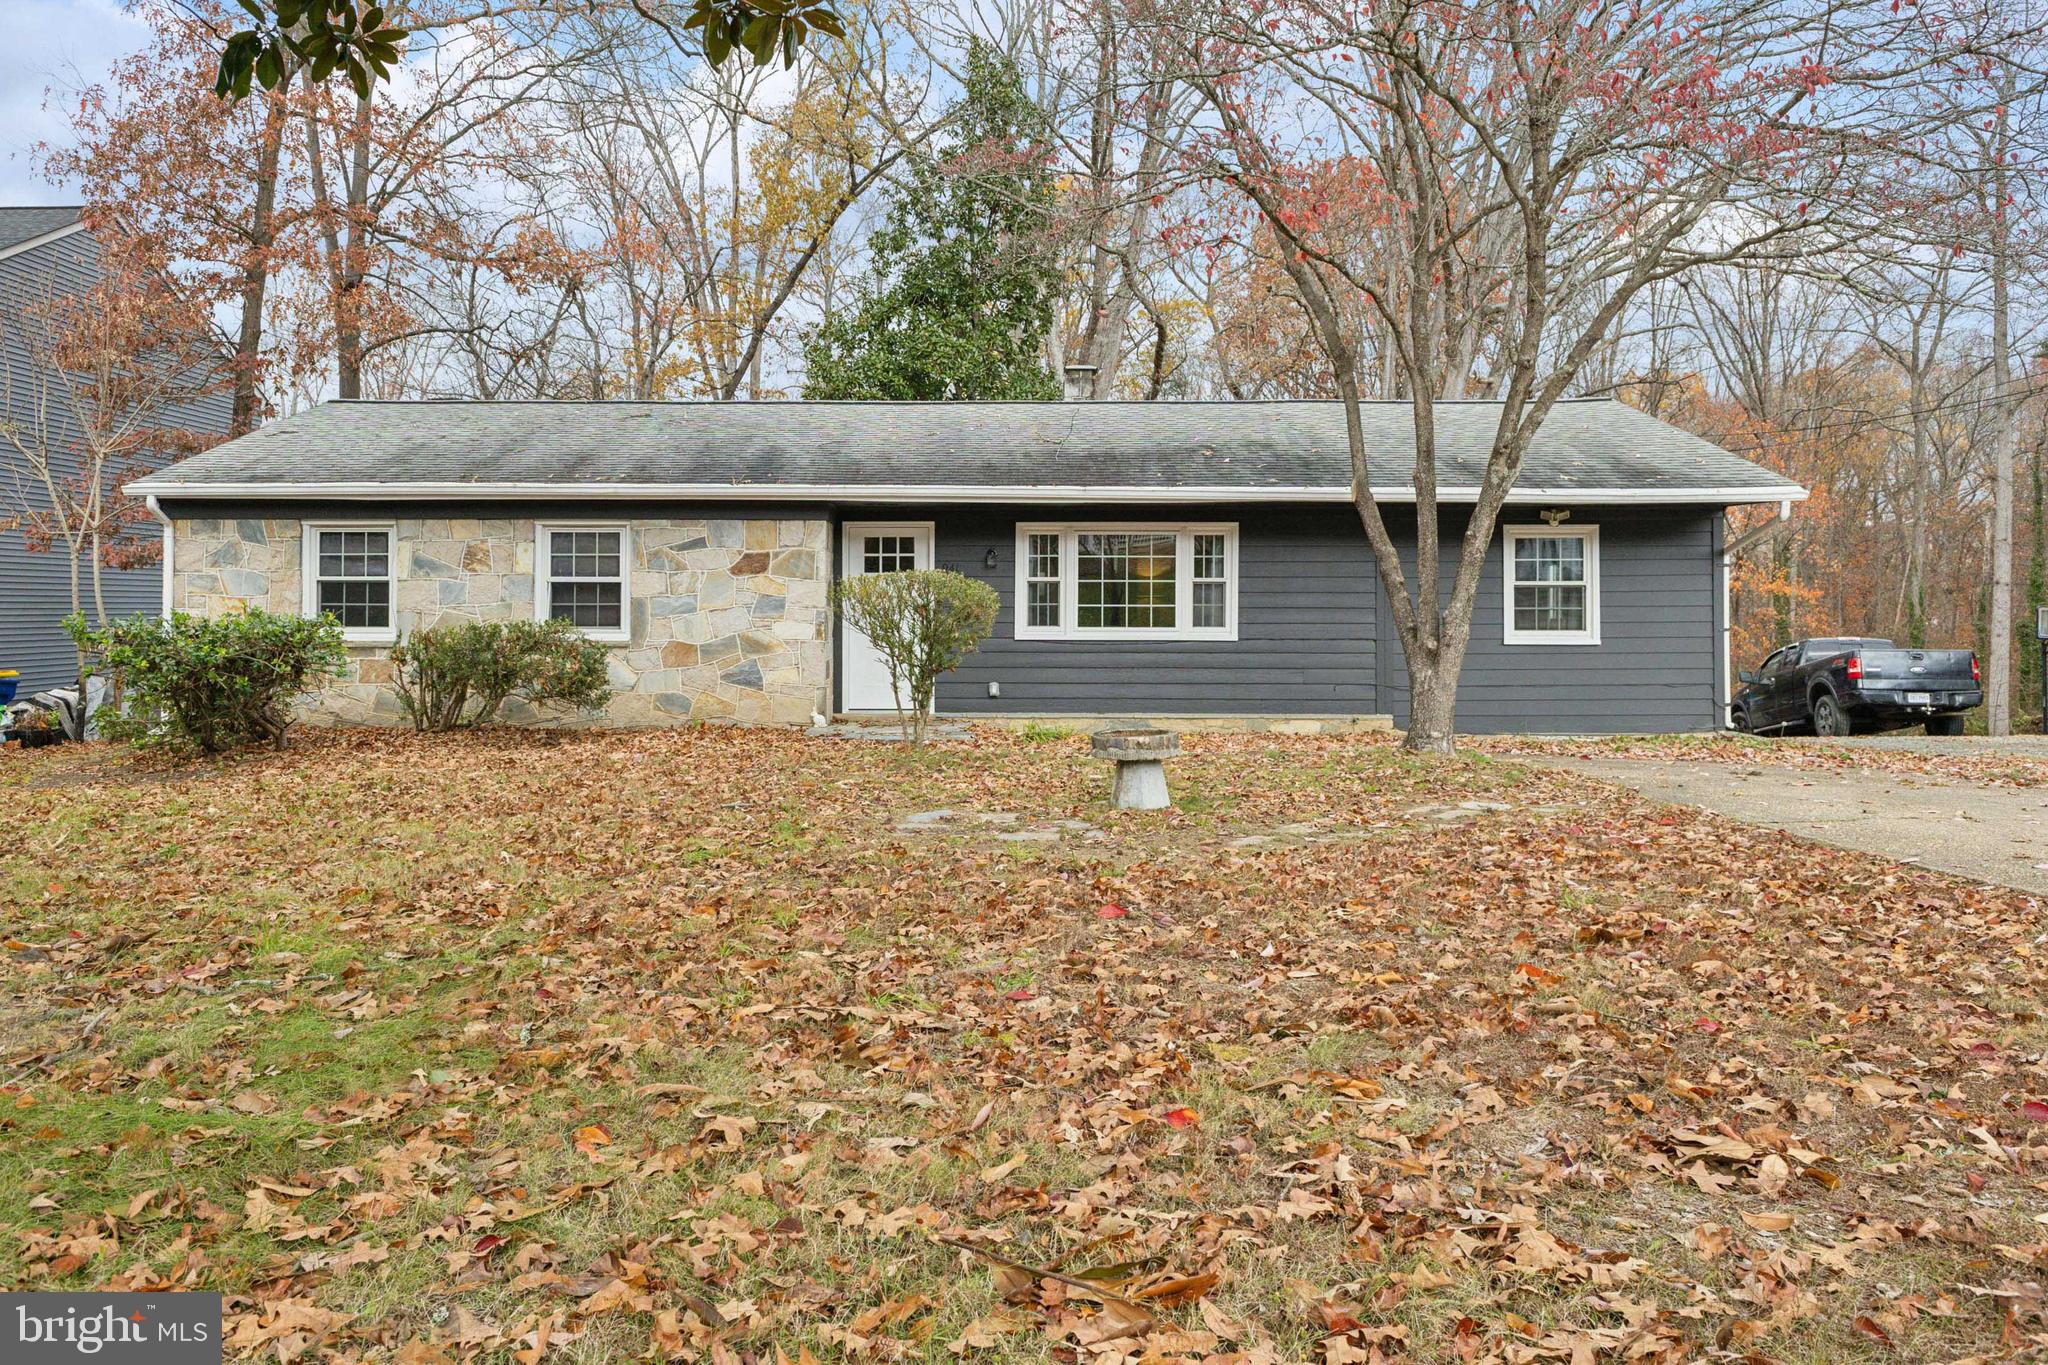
[0,206,85,258]
[130,397,1807,506]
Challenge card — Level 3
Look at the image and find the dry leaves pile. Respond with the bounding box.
[1483,732,2048,789]
[2,725,2046,1364]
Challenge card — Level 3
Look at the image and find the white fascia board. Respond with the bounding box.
[0,221,88,264]
[129,479,1812,506]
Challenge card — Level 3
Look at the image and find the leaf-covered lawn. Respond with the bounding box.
[2,727,2045,1364]
[1480,731,2048,789]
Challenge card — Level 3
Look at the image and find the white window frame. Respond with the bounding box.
[301,521,398,645]
[1013,522,1238,642]
[1502,524,1601,646]
[535,522,632,644]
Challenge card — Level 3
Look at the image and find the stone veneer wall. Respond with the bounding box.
[167,516,831,726]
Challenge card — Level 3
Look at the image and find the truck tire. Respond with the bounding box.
[1812,691,1853,738]
[1925,714,1965,737]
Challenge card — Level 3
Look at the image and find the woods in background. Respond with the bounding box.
[35,0,2048,728]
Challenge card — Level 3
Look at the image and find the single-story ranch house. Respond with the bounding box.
[126,396,1805,733]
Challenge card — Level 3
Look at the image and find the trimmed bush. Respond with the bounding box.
[830,569,997,745]
[77,609,347,754]
[389,618,613,731]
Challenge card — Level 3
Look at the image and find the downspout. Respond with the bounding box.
[1721,498,1792,727]
[146,495,173,617]
[1719,519,1731,729]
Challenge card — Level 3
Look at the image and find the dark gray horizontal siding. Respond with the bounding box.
[1377,507,1720,733]
[840,503,1379,716]
[2,230,227,690]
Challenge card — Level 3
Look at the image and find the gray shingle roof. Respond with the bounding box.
[133,397,1805,504]
[0,206,83,255]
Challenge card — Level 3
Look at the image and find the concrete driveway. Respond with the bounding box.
[1536,751,2048,895]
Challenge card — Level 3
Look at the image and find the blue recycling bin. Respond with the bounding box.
[0,671,18,706]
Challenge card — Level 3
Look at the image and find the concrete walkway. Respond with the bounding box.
[1539,756,2048,896]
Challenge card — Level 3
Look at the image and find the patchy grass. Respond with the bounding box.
[2,726,2045,1364]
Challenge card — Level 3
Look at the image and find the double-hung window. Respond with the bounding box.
[537,524,630,642]
[302,522,396,644]
[1014,524,1237,641]
[1503,525,1600,645]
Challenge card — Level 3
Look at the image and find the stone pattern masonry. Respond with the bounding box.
[168,516,831,726]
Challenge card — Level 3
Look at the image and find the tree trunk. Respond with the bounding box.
[1403,653,1462,756]
[1986,80,2016,736]
[2026,436,2045,726]
[233,74,294,435]
[338,96,374,399]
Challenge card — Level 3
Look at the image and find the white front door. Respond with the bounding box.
[840,522,934,712]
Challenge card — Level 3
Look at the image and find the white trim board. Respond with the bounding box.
[130,479,1811,507]
[0,220,87,264]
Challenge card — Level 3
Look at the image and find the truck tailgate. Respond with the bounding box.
[1856,649,1976,693]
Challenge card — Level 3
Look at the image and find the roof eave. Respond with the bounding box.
[0,220,88,264]
[128,479,1809,507]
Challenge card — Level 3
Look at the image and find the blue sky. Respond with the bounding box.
[2,0,151,206]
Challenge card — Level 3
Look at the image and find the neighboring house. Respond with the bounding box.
[127,392,1805,733]
[0,206,232,691]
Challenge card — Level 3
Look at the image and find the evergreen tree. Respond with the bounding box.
[803,43,1059,400]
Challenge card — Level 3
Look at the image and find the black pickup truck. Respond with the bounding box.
[1732,638,1982,737]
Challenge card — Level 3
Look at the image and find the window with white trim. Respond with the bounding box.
[1014,523,1237,641]
[302,523,396,643]
[1023,531,1061,630]
[537,524,630,642]
[1503,525,1600,645]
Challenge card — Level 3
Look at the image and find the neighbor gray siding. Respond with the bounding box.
[1375,507,1722,733]
[1,228,231,690]
[839,504,1379,716]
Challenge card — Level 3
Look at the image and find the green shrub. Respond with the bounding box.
[75,609,347,754]
[830,569,998,745]
[388,618,613,731]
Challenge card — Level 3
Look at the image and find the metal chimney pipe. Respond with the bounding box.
[1062,363,1100,401]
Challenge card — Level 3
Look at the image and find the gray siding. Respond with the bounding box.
[1375,507,1721,733]
[1,230,231,690]
[843,504,1379,716]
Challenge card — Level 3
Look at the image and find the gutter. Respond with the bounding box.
[128,479,1812,508]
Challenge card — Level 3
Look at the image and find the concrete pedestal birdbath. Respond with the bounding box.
[1092,726,1180,810]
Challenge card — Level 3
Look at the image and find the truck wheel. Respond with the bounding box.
[1925,714,1965,737]
[1731,705,1753,734]
[1812,692,1852,738]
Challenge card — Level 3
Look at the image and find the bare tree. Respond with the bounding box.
[1,260,227,734]
[1141,0,1960,752]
